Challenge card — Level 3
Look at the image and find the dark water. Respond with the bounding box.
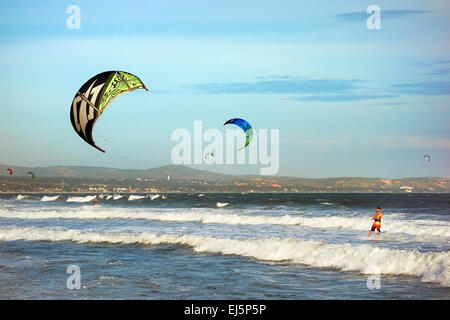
[0,193,449,299]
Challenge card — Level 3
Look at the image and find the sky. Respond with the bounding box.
[0,0,449,178]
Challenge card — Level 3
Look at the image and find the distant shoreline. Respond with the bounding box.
[1,165,448,193]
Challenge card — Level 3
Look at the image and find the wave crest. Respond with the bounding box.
[0,226,448,287]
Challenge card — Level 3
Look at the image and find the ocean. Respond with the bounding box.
[0,193,448,299]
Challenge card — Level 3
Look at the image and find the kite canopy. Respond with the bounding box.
[424,154,431,162]
[27,171,35,179]
[205,152,215,160]
[6,168,13,175]
[70,71,148,152]
[224,118,253,150]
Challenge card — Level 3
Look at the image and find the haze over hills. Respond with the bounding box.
[0,164,235,181]
[0,164,448,193]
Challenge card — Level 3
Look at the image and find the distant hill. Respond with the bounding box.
[0,164,448,193]
[0,164,235,181]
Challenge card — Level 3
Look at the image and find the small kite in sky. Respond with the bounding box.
[205,152,215,160]
[223,118,253,150]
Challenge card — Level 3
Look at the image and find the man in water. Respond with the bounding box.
[368,207,383,237]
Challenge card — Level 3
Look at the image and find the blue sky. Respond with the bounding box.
[0,0,449,178]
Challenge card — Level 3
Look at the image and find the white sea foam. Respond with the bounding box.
[128,195,145,201]
[40,196,59,202]
[216,202,229,208]
[106,195,113,200]
[66,195,97,203]
[113,195,123,200]
[0,208,448,239]
[16,195,29,200]
[0,226,448,287]
[149,194,160,200]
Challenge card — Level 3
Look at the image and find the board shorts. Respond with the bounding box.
[371,221,381,232]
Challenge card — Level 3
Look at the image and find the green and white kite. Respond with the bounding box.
[70,71,148,152]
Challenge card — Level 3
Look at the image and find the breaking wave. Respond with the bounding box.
[40,196,60,202]
[128,195,146,201]
[216,202,229,208]
[0,226,448,287]
[66,195,97,203]
[0,208,448,239]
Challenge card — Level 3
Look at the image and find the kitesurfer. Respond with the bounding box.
[368,207,383,237]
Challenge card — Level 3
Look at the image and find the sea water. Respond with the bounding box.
[0,193,448,299]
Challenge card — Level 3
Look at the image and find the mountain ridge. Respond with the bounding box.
[1,163,446,180]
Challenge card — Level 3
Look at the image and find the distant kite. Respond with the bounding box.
[223,118,253,150]
[70,71,148,153]
[6,168,13,175]
[27,171,35,179]
[205,152,215,160]
[424,154,431,162]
